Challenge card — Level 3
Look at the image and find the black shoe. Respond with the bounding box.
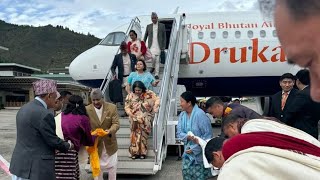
[150,68,155,73]
[155,75,159,80]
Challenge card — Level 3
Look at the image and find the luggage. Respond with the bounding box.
[109,79,123,103]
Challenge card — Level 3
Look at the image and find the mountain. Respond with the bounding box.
[0,20,101,72]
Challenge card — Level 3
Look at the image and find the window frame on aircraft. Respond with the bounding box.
[198,31,204,39]
[223,31,228,39]
[272,30,277,37]
[99,31,126,46]
[235,31,241,39]
[210,31,216,39]
[260,30,266,38]
[247,30,254,38]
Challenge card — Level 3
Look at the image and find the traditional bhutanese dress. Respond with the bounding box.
[177,105,213,180]
[55,113,94,180]
[124,90,160,156]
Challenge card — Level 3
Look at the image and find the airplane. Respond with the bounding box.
[69,11,301,99]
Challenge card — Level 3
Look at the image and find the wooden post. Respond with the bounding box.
[29,87,34,101]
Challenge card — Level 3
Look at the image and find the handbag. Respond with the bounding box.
[144,48,153,62]
[160,50,166,64]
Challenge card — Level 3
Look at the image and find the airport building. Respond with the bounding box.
[0,63,90,109]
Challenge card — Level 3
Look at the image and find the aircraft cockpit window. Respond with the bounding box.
[260,30,266,38]
[100,32,125,46]
[223,31,228,39]
[272,30,277,37]
[235,31,241,38]
[247,30,254,38]
[198,32,204,39]
[210,32,216,39]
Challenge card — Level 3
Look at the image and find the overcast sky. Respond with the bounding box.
[0,0,259,38]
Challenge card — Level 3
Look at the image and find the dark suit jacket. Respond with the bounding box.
[111,53,137,83]
[269,88,298,122]
[143,22,166,50]
[86,102,120,156]
[284,86,320,138]
[228,103,262,119]
[10,99,70,180]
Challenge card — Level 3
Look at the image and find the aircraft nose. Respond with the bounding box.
[69,52,86,80]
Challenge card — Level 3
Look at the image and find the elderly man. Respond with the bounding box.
[86,89,120,180]
[143,12,166,79]
[259,0,320,102]
[10,79,72,180]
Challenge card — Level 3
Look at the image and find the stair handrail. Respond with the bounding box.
[153,15,183,166]
[100,17,140,94]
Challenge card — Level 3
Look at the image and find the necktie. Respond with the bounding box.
[281,92,288,110]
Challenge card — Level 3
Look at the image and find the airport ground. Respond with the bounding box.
[0,109,219,180]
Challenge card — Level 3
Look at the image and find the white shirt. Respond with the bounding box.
[122,54,131,76]
[94,105,103,122]
[150,22,160,55]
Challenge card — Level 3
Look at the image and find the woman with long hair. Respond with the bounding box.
[125,81,160,159]
[55,95,94,180]
[126,59,159,93]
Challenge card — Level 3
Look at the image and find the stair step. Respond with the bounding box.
[118,160,155,169]
[118,156,154,162]
[117,139,154,149]
[118,149,155,157]
[117,168,155,175]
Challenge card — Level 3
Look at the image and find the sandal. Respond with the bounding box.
[131,155,137,159]
[140,155,146,159]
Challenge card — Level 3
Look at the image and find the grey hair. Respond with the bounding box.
[151,12,158,17]
[259,0,320,20]
[90,88,103,100]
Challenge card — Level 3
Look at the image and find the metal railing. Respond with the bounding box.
[152,15,184,166]
[99,17,141,94]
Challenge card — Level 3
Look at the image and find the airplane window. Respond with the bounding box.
[247,30,254,38]
[210,32,216,39]
[260,30,266,38]
[114,32,126,45]
[223,31,228,39]
[273,30,277,37]
[99,32,125,46]
[235,31,241,38]
[198,32,204,39]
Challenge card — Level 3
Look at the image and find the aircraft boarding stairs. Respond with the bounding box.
[94,14,190,175]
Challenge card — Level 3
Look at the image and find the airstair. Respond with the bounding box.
[96,14,191,175]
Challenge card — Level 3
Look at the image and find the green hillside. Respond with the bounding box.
[0,20,101,72]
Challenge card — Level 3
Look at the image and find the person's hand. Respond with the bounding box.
[153,106,159,113]
[154,80,160,86]
[104,129,109,134]
[187,135,194,141]
[192,137,199,144]
[67,140,74,150]
[185,149,192,154]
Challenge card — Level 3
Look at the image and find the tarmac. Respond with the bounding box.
[0,109,219,180]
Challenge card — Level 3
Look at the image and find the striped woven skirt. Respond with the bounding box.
[55,149,80,180]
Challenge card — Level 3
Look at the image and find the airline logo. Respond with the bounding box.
[187,21,285,64]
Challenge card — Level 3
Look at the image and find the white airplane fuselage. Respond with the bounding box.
[69,11,300,97]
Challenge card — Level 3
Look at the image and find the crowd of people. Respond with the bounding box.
[8,1,320,179]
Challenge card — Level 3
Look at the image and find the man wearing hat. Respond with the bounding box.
[10,79,73,180]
